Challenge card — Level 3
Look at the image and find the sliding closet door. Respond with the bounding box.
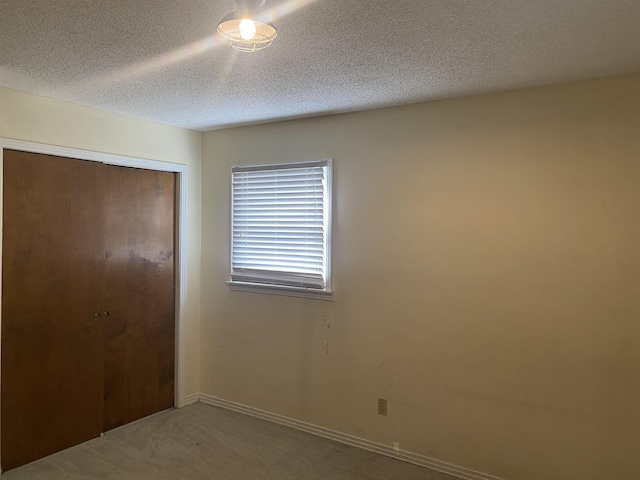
[1,150,105,471]
[102,165,175,431]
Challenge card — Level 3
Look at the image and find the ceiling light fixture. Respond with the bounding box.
[217,0,277,52]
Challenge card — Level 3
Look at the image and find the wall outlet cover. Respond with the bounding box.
[377,397,388,416]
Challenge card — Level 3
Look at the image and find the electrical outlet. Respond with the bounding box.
[377,397,388,416]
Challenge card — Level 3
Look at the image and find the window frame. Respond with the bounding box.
[227,159,333,300]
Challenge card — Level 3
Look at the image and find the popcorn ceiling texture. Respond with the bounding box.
[0,0,639,131]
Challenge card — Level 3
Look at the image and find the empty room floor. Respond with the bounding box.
[2,402,457,480]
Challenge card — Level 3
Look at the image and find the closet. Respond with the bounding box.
[1,150,175,471]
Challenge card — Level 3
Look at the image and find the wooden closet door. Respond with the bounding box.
[102,165,175,431]
[1,150,105,471]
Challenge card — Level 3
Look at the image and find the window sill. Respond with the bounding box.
[227,281,334,301]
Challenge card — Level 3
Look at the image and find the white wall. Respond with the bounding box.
[201,73,640,480]
[0,86,202,398]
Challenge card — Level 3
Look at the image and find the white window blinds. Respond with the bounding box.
[231,160,331,290]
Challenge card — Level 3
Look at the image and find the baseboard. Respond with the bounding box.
[195,393,504,480]
[184,392,200,406]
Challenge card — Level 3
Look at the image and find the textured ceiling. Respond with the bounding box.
[1,0,639,131]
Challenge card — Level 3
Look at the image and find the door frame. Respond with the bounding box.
[0,138,189,457]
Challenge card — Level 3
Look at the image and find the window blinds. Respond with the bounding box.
[231,160,329,289]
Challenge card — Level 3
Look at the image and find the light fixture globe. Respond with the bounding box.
[217,1,277,52]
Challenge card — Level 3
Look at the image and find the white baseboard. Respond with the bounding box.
[183,392,200,406]
[195,393,505,480]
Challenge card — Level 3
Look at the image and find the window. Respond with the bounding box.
[229,159,332,299]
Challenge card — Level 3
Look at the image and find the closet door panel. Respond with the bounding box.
[1,150,105,471]
[102,165,175,431]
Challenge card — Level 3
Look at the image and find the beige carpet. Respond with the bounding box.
[2,402,457,480]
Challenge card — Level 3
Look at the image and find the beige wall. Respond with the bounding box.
[0,86,202,398]
[201,74,640,480]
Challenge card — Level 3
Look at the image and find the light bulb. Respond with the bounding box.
[239,19,257,40]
